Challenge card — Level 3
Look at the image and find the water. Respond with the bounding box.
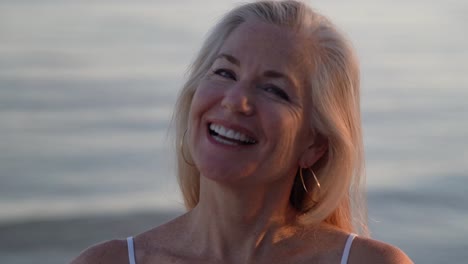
[0,0,467,263]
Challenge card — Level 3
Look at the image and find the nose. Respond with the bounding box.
[220,81,255,115]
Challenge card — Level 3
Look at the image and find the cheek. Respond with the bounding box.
[265,107,305,158]
[189,83,221,121]
[262,104,303,136]
[265,119,303,173]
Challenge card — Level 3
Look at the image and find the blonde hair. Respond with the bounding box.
[172,0,367,236]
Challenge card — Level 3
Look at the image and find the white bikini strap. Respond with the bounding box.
[340,233,357,264]
[127,236,136,264]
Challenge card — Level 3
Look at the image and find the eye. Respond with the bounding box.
[214,69,237,80]
[263,85,290,101]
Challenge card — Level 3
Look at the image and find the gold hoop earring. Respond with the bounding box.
[299,168,309,193]
[299,167,321,202]
[180,129,195,167]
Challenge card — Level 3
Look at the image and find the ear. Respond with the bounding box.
[298,135,328,168]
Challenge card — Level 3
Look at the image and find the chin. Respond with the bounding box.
[198,161,258,185]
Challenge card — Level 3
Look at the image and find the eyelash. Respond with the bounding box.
[262,85,290,101]
[213,68,290,101]
[214,69,236,80]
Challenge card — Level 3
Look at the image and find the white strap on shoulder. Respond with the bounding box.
[127,236,137,264]
[340,233,357,264]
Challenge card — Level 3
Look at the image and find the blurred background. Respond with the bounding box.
[0,0,467,263]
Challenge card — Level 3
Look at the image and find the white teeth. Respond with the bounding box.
[226,129,234,138]
[219,126,227,136]
[209,123,256,144]
[213,136,237,145]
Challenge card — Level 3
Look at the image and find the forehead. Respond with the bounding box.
[219,20,313,73]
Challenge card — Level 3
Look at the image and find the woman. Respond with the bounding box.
[72,1,412,263]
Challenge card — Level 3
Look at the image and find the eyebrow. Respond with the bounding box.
[263,70,290,81]
[215,53,240,66]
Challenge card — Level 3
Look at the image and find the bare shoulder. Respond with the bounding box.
[69,239,128,264]
[70,213,190,264]
[349,236,413,264]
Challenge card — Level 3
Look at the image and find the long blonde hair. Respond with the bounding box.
[172,0,367,236]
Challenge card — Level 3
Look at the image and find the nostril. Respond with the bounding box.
[221,93,254,115]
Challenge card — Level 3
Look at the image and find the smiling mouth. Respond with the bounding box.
[208,123,257,146]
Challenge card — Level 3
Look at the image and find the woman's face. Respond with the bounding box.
[188,20,318,186]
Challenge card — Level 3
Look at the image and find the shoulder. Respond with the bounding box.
[349,236,413,264]
[69,239,129,264]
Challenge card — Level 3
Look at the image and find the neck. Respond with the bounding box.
[187,176,302,263]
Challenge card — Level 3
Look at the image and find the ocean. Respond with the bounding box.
[0,0,467,263]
